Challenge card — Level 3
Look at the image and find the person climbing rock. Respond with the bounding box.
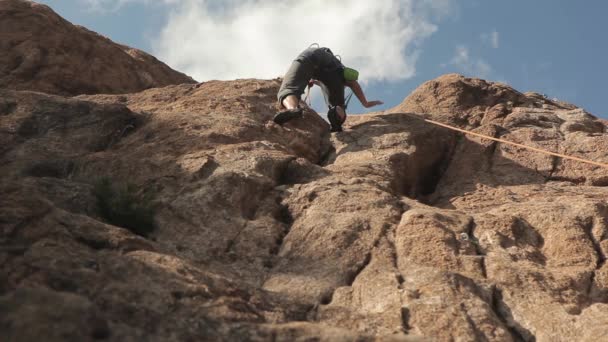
[275,45,383,132]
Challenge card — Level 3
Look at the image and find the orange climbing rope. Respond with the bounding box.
[417,116,608,170]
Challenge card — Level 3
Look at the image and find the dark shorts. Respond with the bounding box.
[277,60,314,105]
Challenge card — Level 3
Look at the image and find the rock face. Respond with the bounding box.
[387,74,608,341]
[3,75,608,342]
[2,4,608,341]
[0,0,195,96]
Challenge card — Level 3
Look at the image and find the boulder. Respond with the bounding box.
[0,0,195,96]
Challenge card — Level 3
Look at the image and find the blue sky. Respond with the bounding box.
[39,1,608,118]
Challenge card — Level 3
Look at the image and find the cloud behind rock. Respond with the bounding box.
[152,0,452,82]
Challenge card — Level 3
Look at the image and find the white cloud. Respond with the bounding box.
[481,30,499,49]
[442,45,492,78]
[150,0,453,82]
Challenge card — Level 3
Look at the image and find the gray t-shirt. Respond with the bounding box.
[296,48,346,107]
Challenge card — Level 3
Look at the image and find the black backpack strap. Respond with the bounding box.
[344,91,354,110]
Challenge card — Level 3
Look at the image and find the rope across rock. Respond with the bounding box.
[411,113,608,170]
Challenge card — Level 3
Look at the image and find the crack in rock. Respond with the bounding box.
[492,288,536,342]
[467,218,487,279]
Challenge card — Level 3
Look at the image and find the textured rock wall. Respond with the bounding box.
[390,74,608,341]
[0,0,195,96]
[2,74,608,341]
[2,2,608,340]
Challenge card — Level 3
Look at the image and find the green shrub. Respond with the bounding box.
[93,178,157,237]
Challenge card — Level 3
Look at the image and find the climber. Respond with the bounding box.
[274,45,383,132]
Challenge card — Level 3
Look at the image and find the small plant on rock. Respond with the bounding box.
[93,178,157,237]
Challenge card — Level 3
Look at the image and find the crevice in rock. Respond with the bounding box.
[75,236,113,251]
[318,144,336,167]
[488,138,500,156]
[374,223,392,249]
[396,273,405,288]
[385,208,412,333]
[264,155,304,263]
[486,140,499,172]
[223,221,248,258]
[547,155,559,179]
[225,174,292,260]
[310,201,409,333]
[425,134,460,200]
[275,202,294,226]
[314,127,336,167]
[194,157,219,182]
[346,252,372,287]
[319,294,332,305]
[424,134,463,205]
[586,270,601,306]
[491,287,536,342]
[583,218,608,305]
[545,175,586,185]
[400,307,411,333]
[589,177,608,187]
[389,204,408,289]
[585,219,607,270]
[264,196,296,270]
[269,156,297,186]
[468,219,487,278]
[386,229,406,289]
[480,258,488,280]
[269,202,294,258]
[419,148,454,197]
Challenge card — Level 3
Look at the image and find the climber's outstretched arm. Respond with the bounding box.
[346,80,383,108]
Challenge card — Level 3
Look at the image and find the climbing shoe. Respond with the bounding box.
[273,108,303,125]
[327,106,343,132]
